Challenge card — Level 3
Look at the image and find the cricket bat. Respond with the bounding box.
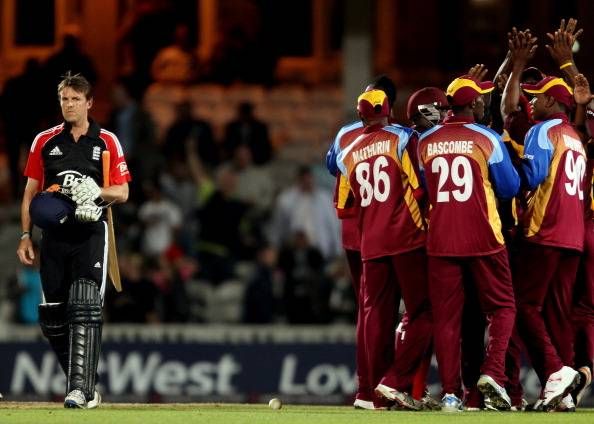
[102,151,123,292]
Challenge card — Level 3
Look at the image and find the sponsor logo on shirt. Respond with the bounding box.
[49,146,63,156]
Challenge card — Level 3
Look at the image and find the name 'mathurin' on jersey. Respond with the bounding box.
[521,115,586,251]
[418,116,519,256]
[336,123,425,260]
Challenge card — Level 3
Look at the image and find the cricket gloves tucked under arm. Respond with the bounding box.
[75,204,102,222]
[71,177,102,206]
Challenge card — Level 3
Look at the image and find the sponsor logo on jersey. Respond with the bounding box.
[55,170,85,195]
[48,146,63,156]
[118,161,129,175]
[92,146,101,161]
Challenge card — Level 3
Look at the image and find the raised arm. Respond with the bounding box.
[545,17,583,86]
[501,29,537,121]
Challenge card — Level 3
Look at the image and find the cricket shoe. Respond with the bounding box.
[571,366,592,406]
[64,389,87,408]
[64,389,101,409]
[555,395,576,412]
[542,366,580,411]
[441,393,463,412]
[526,398,544,412]
[420,390,442,411]
[375,384,421,410]
[477,374,512,411]
[87,390,102,409]
[510,398,528,412]
[353,398,375,410]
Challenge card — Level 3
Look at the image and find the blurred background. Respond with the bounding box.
[0,0,592,405]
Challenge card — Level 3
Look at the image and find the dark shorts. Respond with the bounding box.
[40,221,108,303]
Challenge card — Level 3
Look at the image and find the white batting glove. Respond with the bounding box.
[75,204,103,222]
[71,177,102,205]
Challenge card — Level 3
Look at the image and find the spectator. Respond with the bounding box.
[243,245,278,323]
[163,100,218,167]
[151,23,198,85]
[278,230,332,324]
[223,102,272,165]
[105,253,159,323]
[270,165,341,260]
[138,179,183,257]
[109,77,159,200]
[0,58,44,199]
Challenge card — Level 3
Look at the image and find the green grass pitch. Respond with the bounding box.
[1,403,593,424]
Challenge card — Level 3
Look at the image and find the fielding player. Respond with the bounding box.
[335,89,432,410]
[327,76,400,410]
[512,76,583,410]
[16,72,131,408]
[418,75,519,412]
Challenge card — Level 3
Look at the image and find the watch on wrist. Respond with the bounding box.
[20,231,31,240]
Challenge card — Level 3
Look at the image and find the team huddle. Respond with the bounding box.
[326,18,593,412]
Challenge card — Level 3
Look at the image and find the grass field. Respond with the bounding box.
[1,403,593,424]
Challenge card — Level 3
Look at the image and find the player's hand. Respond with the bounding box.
[546,18,582,66]
[16,237,35,266]
[71,176,102,205]
[496,73,508,92]
[574,74,594,105]
[509,29,538,66]
[75,204,103,222]
[468,64,488,81]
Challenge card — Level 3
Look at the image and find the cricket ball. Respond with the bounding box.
[268,398,282,410]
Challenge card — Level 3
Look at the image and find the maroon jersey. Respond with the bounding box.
[418,116,520,256]
[336,124,425,260]
[333,174,360,251]
[521,114,586,251]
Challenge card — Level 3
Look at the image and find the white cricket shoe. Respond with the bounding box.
[477,374,512,411]
[543,366,580,411]
[87,390,102,409]
[353,398,375,410]
[571,366,592,406]
[64,389,87,408]
[374,384,421,410]
[64,389,101,409]
[441,393,463,412]
[555,394,576,412]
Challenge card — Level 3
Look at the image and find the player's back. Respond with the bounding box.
[337,124,425,260]
[419,119,518,256]
[522,118,586,251]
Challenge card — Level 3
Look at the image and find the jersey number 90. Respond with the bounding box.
[355,156,390,207]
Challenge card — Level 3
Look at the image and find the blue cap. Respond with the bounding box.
[29,192,75,230]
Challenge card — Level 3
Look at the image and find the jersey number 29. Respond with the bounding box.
[432,156,473,202]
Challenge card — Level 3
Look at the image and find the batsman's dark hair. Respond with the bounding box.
[57,71,93,99]
[371,74,397,108]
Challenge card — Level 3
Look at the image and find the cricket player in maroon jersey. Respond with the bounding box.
[569,74,594,405]
[335,89,432,410]
[418,75,520,412]
[326,76,398,410]
[512,76,583,411]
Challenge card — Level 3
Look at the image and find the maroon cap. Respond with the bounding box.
[446,75,495,106]
[521,76,574,109]
[406,87,448,120]
[357,89,390,119]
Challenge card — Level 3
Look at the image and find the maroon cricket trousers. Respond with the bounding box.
[513,241,580,385]
[429,249,516,396]
[362,248,432,394]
